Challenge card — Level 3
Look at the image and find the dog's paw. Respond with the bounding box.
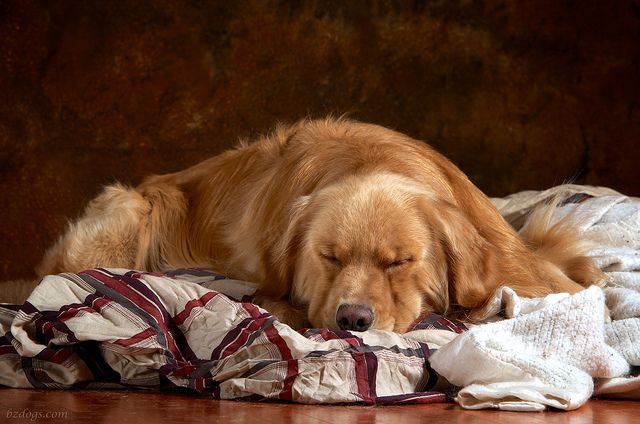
[254,297,309,329]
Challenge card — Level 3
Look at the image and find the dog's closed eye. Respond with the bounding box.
[320,252,342,267]
[383,257,414,269]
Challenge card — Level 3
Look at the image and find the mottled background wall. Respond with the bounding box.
[1,0,639,280]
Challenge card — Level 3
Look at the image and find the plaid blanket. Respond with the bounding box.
[0,268,464,404]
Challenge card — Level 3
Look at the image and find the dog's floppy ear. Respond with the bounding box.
[266,195,312,299]
[418,197,502,312]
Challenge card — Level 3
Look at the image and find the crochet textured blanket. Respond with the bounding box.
[430,186,640,411]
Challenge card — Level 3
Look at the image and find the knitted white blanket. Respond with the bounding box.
[429,185,640,411]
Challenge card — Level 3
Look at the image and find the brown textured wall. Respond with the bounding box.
[1,0,639,280]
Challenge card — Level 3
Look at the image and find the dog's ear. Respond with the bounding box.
[266,195,312,299]
[418,197,502,312]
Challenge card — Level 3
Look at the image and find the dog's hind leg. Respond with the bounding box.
[0,184,151,305]
[36,183,151,277]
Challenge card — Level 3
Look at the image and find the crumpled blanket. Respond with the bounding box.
[429,185,640,411]
[0,268,464,404]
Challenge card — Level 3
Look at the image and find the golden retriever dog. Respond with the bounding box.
[2,118,603,331]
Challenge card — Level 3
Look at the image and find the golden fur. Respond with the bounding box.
[2,118,604,331]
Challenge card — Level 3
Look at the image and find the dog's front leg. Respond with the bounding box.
[254,297,309,329]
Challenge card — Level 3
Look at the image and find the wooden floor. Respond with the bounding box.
[0,389,637,423]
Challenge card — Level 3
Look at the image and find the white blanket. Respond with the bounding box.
[429,185,640,411]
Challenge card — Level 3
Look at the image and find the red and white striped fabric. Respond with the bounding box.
[0,268,464,404]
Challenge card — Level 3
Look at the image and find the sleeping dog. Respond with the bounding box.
[1,118,604,331]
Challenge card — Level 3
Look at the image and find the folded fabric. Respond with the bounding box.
[0,268,463,404]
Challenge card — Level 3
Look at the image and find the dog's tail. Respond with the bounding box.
[519,197,606,288]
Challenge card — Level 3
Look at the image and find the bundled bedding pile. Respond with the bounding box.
[0,185,638,411]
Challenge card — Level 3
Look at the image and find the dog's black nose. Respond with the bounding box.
[336,304,374,331]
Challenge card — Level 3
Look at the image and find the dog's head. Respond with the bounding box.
[278,172,498,332]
